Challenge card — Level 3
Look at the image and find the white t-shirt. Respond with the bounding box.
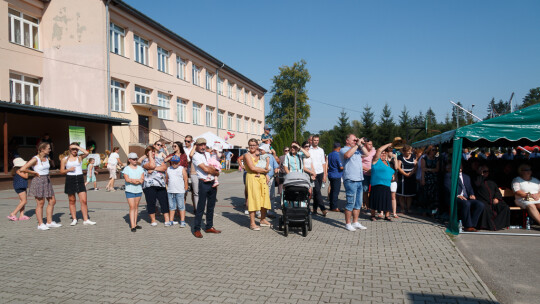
[512,176,540,207]
[184,146,193,162]
[167,166,186,193]
[192,151,214,181]
[108,152,120,166]
[304,156,313,172]
[309,146,326,174]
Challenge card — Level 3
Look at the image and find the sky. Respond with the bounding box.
[124,0,540,133]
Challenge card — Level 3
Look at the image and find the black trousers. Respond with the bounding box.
[143,186,169,214]
[328,177,341,210]
[457,198,483,228]
[312,173,327,212]
[194,180,217,231]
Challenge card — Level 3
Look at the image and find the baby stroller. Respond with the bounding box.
[278,171,312,237]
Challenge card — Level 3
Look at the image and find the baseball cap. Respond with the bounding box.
[264,124,271,130]
[195,138,207,145]
[333,142,341,149]
[170,155,181,163]
[128,152,138,159]
[259,143,271,153]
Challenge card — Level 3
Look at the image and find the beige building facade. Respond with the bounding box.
[0,0,266,168]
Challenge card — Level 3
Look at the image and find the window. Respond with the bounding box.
[258,122,261,135]
[9,73,39,105]
[236,115,241,132]
[244,91,248,104]
[111,79,126,112]
[251,120,255,134]
[206,106,214,127]
[134,35,149,65]
[8,8,39,50]
[157,46,169,73]
[251,94,254,107]
[157,92,170,119]
[177,98,187,123]
[218,111,224,129]
[192,103,201,125]
[217,77,223,95]
[134,86,150,104]
[192,64,200,86]
[177,57,186,80]
[228,113,234,131]
[228,83,233,99]
[109,23,125,55]
[206,71,213,91]
[244,118,249,134]
[236,87,241,102]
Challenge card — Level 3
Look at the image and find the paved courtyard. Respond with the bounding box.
[0,172,497,303]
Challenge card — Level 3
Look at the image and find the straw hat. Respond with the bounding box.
[391,137,406,149]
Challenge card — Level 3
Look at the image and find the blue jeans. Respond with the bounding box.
[168,193,186,211]
[328,177,341,209]
[194,180,217,231]
[344,179,363,211]
[362,175,371,192]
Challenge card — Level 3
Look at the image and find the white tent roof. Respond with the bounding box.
[194,131,232,149]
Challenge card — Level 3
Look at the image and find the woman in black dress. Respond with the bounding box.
[396,145,417,213]
[473,164,510,230]
[420,146,439,215]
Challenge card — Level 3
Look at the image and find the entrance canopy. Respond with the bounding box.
[412,103,540,234]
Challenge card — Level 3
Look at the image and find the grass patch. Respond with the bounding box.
[222,169,238,174]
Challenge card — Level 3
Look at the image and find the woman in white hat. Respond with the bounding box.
[7,157,31,221]
[60,142,95,226]
[20,142,60,230]
[123,152,145,232]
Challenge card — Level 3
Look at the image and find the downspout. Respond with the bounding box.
[105,0,112,150]
[216,63,224,136]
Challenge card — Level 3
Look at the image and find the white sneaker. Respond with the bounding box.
[70,219,78,226]
[353,222,367,230]
[244,210,249,215]
[150,222,158,227]
[83,220,96,225]
[37,223,50,231]
[171,221,178,225]
[345,223,356,231]
[164,222,172,227]
[46,221,62,228]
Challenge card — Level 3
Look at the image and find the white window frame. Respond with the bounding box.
[8,8,39,50]
[236,115,241,132]
[177,57,186,80]
[192,64,200,86]
[9,73,40,105]
[157,46,169,73]
[177,98,187,123]
[206,71,213,91]
[228,83,233,99]
[157,92,170,120]
[217,77,223,96]
[228,113,234,131]
[192,103,201,125]
[251,120,255,134]
[134,35,149,65]
[111,79,126,112]
[244,118,249,134]
[206,106,214,127]
[244,91,248,105]
[251,93,254,107]
[218,110,225,130]
[109,23,125,55]
[134,86,150,104]
[236,87,241,102]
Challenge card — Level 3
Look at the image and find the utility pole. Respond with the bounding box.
[294,88,297,141]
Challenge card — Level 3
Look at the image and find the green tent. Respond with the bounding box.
[412,103,540,234]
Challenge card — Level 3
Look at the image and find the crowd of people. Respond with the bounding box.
[5,125,540,235]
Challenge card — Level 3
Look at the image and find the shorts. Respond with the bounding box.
[65,174,86,195]
[390,181,397,193]
[168,192,186,211]
[87,175,96,183]
[344,179,363,211]
[14,188,27,194]
[126,192,142,199]
[362,175,371,192]
[108,165,117,179]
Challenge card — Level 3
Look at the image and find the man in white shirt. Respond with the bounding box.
[309,135,328,216]
[191,138,220,238]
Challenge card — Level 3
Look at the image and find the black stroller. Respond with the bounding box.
[278,171,312,237]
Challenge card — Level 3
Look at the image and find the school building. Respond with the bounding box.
[0,0,266,172]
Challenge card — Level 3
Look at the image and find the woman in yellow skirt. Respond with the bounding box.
[244,138,271,230]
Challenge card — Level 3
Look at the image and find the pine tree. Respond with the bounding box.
[375,103,395,146]
[360,104,375,140]
[335,110,352,146]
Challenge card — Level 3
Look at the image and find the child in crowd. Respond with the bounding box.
[205,143,222,187]
[165,155,188,227]
[7,158,31,221]
[85,157,99,190]
[123,152,145,232]
[256,144,271,183]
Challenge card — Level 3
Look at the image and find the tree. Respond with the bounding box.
[485,98,511,119]
[398,106,411,141]
[334,110,352,146]
[360,104,375,140]
[520,87,540,109]
[451,102,466,128]
[266,60,311,135]
[426,107,437,129]
[375,103,395,146]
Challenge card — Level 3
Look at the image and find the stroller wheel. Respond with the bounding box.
[302,224,307,237]
[278,217,283,231]
[308,214,313,231]
[283,223,289,237]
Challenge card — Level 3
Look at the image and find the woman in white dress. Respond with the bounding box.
[512,163,540,225]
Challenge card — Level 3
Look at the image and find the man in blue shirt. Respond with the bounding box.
[224,149,234,170]
[340,134,370,232]
[327,142,343,211]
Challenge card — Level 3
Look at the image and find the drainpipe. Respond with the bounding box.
[216,63,224,136]
[105,0,112,150]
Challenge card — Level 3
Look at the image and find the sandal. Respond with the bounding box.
[260,222,271,227]
[393,214,399,219]
[370,216,376,221]
[250,226,261,231]
[7,215,18,221]
[18,215,30,221]
[384,217,392,222]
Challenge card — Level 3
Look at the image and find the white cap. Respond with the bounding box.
[212,142,223,152]
[13,157,26,167]
[259,143,271,153]
[128,152,138,159]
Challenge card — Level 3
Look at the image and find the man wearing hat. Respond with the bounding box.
[261,125,273,144]
[327,142,344,211]
[191,137,221,238]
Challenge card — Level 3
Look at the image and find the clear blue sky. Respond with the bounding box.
[125,0,540,133]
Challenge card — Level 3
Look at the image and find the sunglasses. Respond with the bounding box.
[303,146,309,148]
[156,144,162,147]
[482,170,489,173]
[185,140,192,143]
[521,169,531,172]
[248,144,258,147]
[70,148,78,151]
[284,149,290,152]
[129,158,138,161]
